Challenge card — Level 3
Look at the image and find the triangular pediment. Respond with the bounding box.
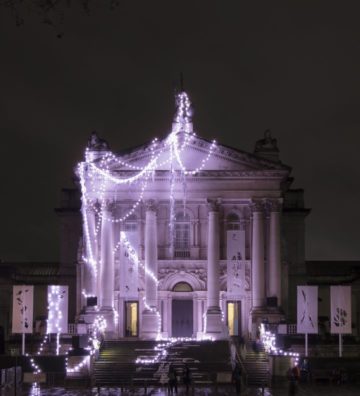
[108,134,290,175]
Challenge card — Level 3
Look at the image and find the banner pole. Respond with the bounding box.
[22,333,25,356]
[305,333,308,357]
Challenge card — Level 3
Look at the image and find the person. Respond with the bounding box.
[288,365,299,395]
[168,365,178,394]
[232,364,242,395]
[182,364,192,394]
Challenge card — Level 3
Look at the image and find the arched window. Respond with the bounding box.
[173,282,193,292]
[174,212,190,258]
[227,213,240,230]
[125,214,137,232]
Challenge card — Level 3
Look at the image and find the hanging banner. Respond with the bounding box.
[331,286,352,334]
[120,231,139,298]
[297,286,318,334]
[12,285,34,334]
[47,285,69,334]
[227,230,245,296]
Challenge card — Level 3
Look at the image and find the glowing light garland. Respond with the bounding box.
[47,286,64,355]
[259,323,299,364]
[79,91,217,338]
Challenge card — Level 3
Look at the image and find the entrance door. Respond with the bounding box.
[227,301,241,336]
[124,301,138,337]
[172,300,193,337]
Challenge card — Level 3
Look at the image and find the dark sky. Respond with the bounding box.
[0,1,359,262]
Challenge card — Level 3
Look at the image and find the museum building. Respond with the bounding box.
[72,91,310,340]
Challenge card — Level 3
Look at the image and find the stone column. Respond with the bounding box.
[100,202,114,310]
[205,200,225,339]
[268,200,282,306]
[141,200,159,339]
[84,207,97,296]
[251,202,265,309]
[145,201,158,308]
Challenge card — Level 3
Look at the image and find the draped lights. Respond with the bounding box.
[79,91,217,337]
[120,232,159,286]
[66,315,107,374]
[47,286,64,355]
[259,323,299,365]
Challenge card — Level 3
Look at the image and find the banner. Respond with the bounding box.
[47,285,68,334]
[12,285,34,334]
[331,286,352,334]
[227,230,245,296]
[120,231,139,298]
[297,286,318,334]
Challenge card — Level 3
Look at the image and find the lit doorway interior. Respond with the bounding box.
[125,301,138,337]
[227,301,241,336]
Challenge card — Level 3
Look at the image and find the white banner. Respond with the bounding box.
[12,285,34,334]
[297,286,318,334]
[47,285,68,334]
[331,286,352,334]
[227,230,245,296]
[120,231,139,298]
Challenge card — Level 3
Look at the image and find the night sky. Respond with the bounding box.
[0,1,359,262]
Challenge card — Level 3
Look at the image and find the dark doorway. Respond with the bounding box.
[172,300,193,337]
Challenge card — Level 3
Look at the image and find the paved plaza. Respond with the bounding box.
[2,384,360,396]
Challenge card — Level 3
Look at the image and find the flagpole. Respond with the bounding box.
[305,333,308,357]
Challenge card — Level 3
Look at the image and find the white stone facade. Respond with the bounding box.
[76,92,308,340]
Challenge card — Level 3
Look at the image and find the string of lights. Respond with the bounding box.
[78,91,218,334]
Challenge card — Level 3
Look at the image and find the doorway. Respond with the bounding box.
[227,301,241,336]
[172,300,193,337]
[124,301,138,337]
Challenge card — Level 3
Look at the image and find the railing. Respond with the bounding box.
[287,324,297,334]
[67,323,92,335]
[228,337,248,387]
[174,250,190,258]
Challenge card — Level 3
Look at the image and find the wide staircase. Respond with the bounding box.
[242,343,270,387]
[93,339,232,389]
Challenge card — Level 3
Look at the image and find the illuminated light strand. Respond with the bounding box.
[88,148,160,185]
[47,286,64,355]
[259,323,299,365]
[78,91,218,343]
[66,315,107,374]
[120,232,159,285]
[78,162,98,277]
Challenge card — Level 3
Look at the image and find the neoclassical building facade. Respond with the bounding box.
[75,91,309,340]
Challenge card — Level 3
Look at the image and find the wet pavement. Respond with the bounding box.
[2,384,360,396]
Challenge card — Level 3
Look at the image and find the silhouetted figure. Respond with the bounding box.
[168,365,178,394]
[288,365,299,395]
[232,364,242,395]
[182,364,192,394]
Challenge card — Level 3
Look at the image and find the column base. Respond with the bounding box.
[205,307,227,340]
[140,309,160,340]
[250,307,285,339]
[98,306,116,337]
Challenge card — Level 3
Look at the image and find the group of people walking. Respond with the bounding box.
[168,364,192,394]
[167,362,243,395]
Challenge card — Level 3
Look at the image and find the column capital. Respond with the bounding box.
[103,199,117,214]
[207,198,221,213]
[144,199,158,213]
[267,198,283,212]
[250,200,265,213]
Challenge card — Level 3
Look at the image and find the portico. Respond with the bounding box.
[76,91,304,340]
